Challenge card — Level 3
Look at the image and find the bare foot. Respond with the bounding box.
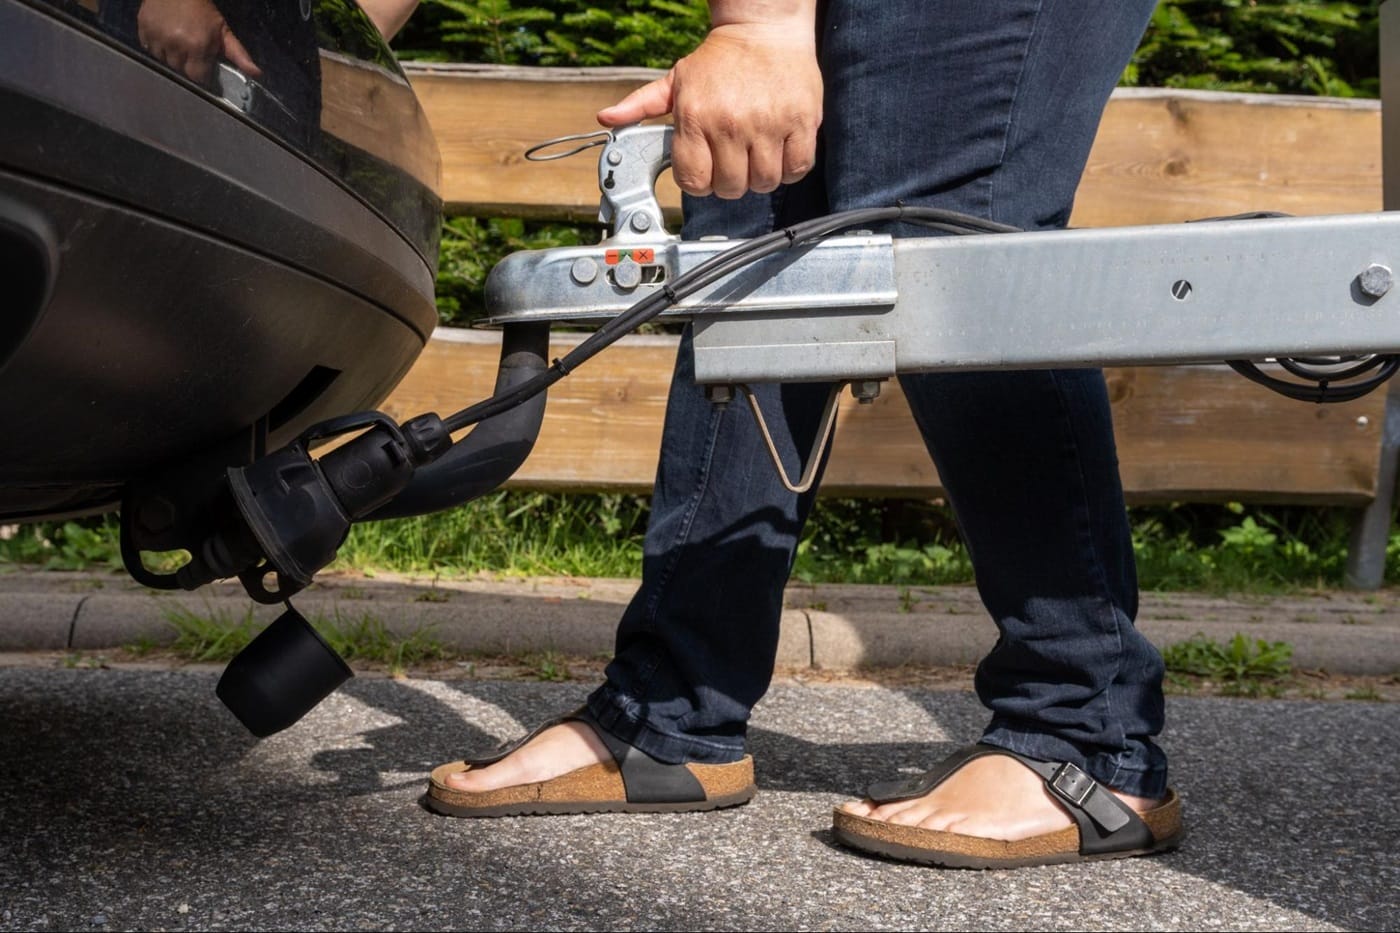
[839,753,1159,841]
[444,721,612,793]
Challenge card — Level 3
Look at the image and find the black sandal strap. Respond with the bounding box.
[864,744,1000,802]
[863,743,1155,857]
[573,706,707,804]
[464,711,577,767]
[464,706,707,805]
[1004,753,1155,855]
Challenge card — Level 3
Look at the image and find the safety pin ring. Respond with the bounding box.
[524,131,612,162]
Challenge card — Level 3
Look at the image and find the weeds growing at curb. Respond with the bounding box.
[521,650,572,682]
[150,605,451,676]
[1162,632,1295,697]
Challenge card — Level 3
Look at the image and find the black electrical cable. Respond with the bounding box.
[1277,355,1387,382]
[1227,357,1400,403]
[1198,211,1400,404]
[442,204,1016,433]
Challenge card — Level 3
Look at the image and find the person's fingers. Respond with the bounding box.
[705,125,752,200]
[668,121,714,197]
[222,28,263,78]
[597,74,674,127]
[183,49,214,84]
[781,126,818,185]
[747,141,785,194]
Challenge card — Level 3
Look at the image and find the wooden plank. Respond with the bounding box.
[1076,89,1381,226]
[380,330,1387,504]
[403,65,1382,225]
[404,64,681,221]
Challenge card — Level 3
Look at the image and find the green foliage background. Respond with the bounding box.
[396,0,1380,97]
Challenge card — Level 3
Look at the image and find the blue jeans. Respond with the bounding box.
[587,0,1168,798]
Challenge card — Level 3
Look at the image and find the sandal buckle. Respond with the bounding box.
[1049,762,1096,807]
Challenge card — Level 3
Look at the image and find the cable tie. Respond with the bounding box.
[551,357,572,376]
[662,284,679,305]
[782,225,798,245]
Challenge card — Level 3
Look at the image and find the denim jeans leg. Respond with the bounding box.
[820,0,1166,796]
[587,185,837,764]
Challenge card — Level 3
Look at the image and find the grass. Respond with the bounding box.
[1,497,1394,594]
[152,604,452,676]
[332,490,651,579]
[1161,632,1294,697]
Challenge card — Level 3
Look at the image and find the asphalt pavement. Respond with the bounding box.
[0,570,1398,931]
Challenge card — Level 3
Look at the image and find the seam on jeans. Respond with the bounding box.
[1046,370,1130,762]
[642,393,726,630]
[989,0,1046,223]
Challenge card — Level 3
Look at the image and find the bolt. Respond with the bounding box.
[1171,280,1193,301]
[705,384,735,409]
[607,149,623,166]
[629,212,654,234]
[570,257,598,285]
[1359,264,1393,299]
[851,380,883,404]
[613,258,642,290]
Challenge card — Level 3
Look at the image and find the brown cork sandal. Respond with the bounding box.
[425,706,756,817]
[831,744,1184,869]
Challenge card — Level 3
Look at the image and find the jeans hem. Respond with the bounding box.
[586,686,748,766]
[979,724,1168,799]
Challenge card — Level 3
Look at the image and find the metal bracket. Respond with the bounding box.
[741,382,844,494]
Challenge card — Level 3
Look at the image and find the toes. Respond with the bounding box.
[839,798,876,817]
[885,801,947,828]
[443,768,476,791]
[842,797,939,827]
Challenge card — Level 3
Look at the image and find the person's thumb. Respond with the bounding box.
[597,73,674,127]
[222,27,262,78]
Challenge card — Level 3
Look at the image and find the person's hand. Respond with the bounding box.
[597,15,821,199]
[137,0,261,86]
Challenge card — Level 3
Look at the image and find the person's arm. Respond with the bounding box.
[597,0,822,199]
[356,0,421,42]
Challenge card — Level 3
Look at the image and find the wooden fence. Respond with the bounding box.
[381,64,1397,582]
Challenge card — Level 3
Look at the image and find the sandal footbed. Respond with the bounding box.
[832,787,1182,869]
[426,755,756,817]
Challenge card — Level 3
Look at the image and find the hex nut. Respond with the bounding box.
[1359,264,1393,299]
[851,380,884,404]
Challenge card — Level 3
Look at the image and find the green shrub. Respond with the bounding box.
[394,1,1383,98]
[395,0,709,67]
[1129,1,1379,97]
[436,216,592,324]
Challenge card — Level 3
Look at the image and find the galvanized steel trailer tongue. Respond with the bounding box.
[486,124,1400,385]
[481,123,1400,491]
